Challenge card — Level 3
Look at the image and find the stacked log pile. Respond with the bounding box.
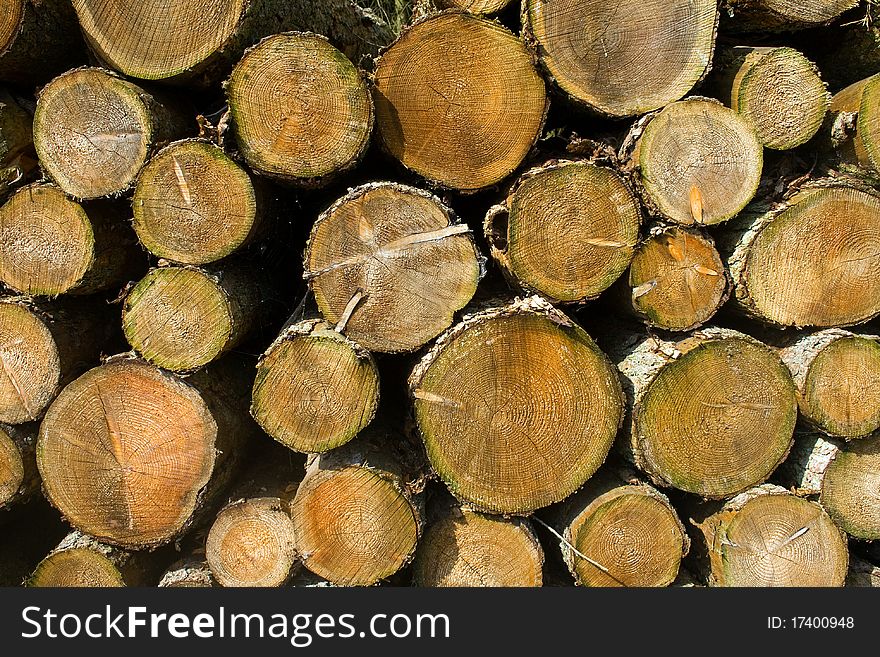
[3,0,880,588]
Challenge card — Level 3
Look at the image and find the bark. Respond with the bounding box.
[159,557,216,587]
[0,0,87,86]
[409,295,624,514]
[483,158,641,304]
[0,87,35,199]
[34,68,194,200]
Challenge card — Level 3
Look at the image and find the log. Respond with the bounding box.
[290,435,423,586]
[777,430,880,540]
[483,159,641,304]
[619,225,730,332]
[410,296,624,514]
[71,0,395,85]
[251,319,379,454]
[522,0,717,118]
[815,7,880,88]
[373,11,547,191]
[718,179,880,327]
[614,327,797,498]
[158,557,216,588]
[722,0,858,32]
[826,75,880,174]
[780,329,880,439]
[226,33,373,188]
[550,469,688,587]
[0,184,144,296]
[0,0,86,85]
[0,422,37,511]
[0,297,115,424]
[412,496,543,587]
[37,356,256,549]
[132,139,266,265]
[206,453,303,587]
[440,0,512,14]
[623,97,763,226]
[28,530,172,587]
[0,87,34,198]
[122,263,268,372]
[710,46,828,150]
[304,182,481,353]
[34,67,193,200]
[692,484,848,586]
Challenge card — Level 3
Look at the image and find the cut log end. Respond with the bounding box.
[72,0,245,80]
[0,302,60,424]
[821,435,880,540]
[739,185,880,327]
[412,298,624,514]
[638,98,763,226]
[0,425,23,506]
[830,75,880,173]
[724,0,859,31]
[123,267,238,372]
[227,32,372,185]
[37,359,218,549]
[206,497,298,587]
[626,227,728,331]
[730,47,828,150]
[34,68,153,199]
[444,0,512,14]
[0,185,98,296]
[0,1,23,56]
[28,548,125,587]
[413,509,543,587]
[566,486,687,587]
[489,160,640,304]
[701,487,848,586]
[291,465,420,586]
[373,12,546,191]
[306,183,480,353]
[133,140,259,265]
[252,321,379,453]
[524,0,717,117]
[634,335,796,498]
[802,336,880,439]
